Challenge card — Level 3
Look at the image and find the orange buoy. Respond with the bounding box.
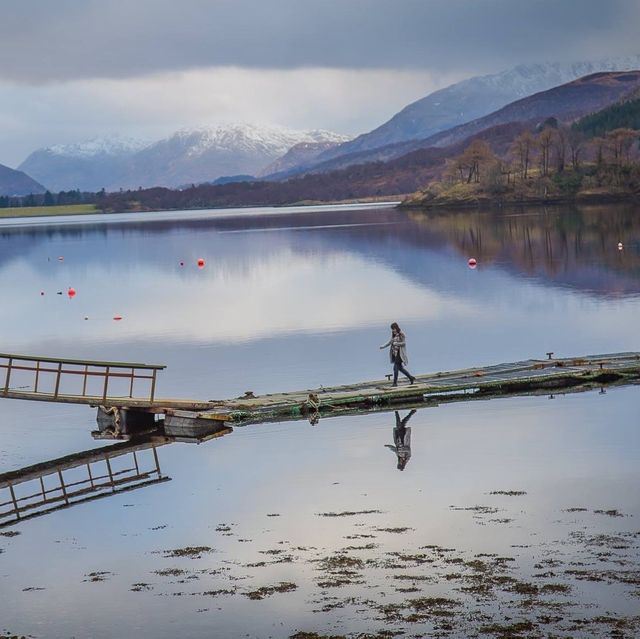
[468,258,477,269]
[67,287,76,298]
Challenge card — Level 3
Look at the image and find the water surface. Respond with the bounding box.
[1,202,639,638]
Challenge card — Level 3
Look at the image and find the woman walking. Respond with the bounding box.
[380,322,416,386]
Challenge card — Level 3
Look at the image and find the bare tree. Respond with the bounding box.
[510,132,535,180]
[567,128,585,170]
[606,128,639,166]
[554,127,567,173]
[452,140,496,184]
[444,157,466,183]
[591,136,606,167]
[537,128,556,177]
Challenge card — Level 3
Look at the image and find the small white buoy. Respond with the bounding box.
[618,242,623,251]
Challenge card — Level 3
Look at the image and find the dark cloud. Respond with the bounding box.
[1,0,638,83]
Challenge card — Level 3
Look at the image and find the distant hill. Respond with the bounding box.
[0,163,46,196]
[274,70,640,179]
[258,140,346,177]
[312,55,640,166]
[419,71,640,148]
[18,136,148,193]
[211,175,256,185]
[19,125,349,192]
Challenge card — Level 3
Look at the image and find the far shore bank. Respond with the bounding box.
[0,204,97,219]
[0,198,402,224]
[400,190,640,210]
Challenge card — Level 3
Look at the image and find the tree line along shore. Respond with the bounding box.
[402,120,640,209]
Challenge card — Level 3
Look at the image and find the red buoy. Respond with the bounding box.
[468,258,477,269]
[67,287,76,298]
[57,256,64,262]
[197,258,205,269]
[113,315,123,321]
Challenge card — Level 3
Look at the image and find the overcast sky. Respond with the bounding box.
[1,0,639,166]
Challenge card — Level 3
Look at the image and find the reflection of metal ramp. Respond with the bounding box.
[0,439,170,528]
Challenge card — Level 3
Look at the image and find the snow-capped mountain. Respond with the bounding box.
[19,135,150,192]
[316,55,640,165]
[18,124,349,191]
[171,123,347,158]
[47,136,150,158]
[123,124,349,189]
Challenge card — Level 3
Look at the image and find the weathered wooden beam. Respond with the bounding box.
[0,352,165,369]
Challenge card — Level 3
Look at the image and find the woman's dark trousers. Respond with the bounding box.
[393,354,412,384]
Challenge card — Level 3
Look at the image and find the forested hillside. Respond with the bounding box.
[574,96,640,137]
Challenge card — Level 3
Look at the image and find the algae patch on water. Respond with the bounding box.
[317,510,383,517]
[161,546,214,559]
[243,581,298,600]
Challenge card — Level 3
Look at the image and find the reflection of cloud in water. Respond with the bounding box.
[0,250,477,347]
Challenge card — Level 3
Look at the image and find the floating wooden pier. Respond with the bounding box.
[1,351,639,529]
[2,351,640,434]
[191,351,640,426]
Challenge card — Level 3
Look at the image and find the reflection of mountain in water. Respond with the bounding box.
[1,204,639,299]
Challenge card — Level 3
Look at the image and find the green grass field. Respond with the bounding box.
[0,204,98,218]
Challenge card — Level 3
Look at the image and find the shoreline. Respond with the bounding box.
[400,190,640,210]
[0,198,402,223]
[0,203,98,219]
[0,200,401,228]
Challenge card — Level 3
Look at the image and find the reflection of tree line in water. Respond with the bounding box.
[407,204,640,282]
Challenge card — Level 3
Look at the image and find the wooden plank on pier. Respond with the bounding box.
[193,352,640,425]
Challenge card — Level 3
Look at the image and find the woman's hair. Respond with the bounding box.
[390,322,400,332]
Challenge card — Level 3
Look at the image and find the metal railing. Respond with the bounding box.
[0,442,168,527]
[0,352,166,403]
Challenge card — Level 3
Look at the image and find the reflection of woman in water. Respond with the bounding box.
[380,322,416,386]
[385,409,416,471]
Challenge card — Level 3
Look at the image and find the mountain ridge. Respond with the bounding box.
[0,163,46,197]
[18,123,350,192]
[268,70,640,180]
[314,55,640,166]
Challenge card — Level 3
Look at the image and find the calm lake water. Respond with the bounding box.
[1,202,639,638]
